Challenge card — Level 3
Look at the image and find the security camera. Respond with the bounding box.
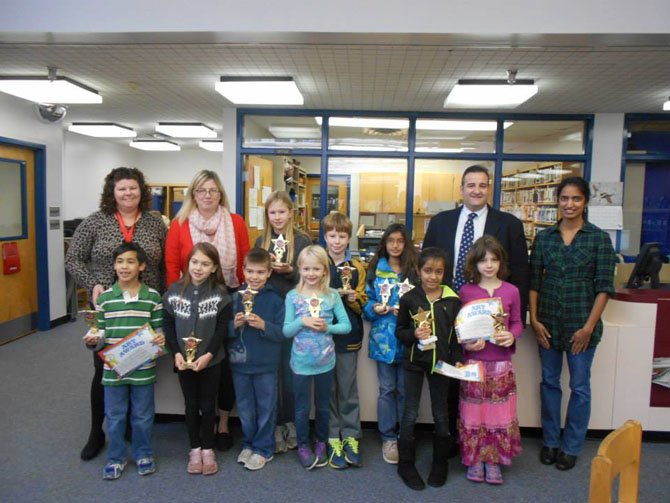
[36,103,67,122]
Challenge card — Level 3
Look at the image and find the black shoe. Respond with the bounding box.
[555,451,577,471]
[215,431,233,452]
[398,463,425,491]
[539,446,558,465]
[80,431,105,461]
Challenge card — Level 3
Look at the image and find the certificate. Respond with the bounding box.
[98,324,165,378]
[434,360,484,382]
[455,297,503,343]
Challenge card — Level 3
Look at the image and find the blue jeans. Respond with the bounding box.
[104,384,155,463]
[376,361,405,441]
[539,346,596,456]
[232,371,278,458]
[293,370,334,445]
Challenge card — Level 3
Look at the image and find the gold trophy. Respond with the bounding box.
[393,278,415,308]
[240,288,258,317]
[182,334,202,370]
[308,294,322,318]
[378,278,393,308]
[412,307,437,351]
[490,303,509,344]
[337,265,353,291]
[79,309,99,335]
[271,233,289,263]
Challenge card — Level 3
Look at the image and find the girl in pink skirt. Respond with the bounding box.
[458,235,522,485]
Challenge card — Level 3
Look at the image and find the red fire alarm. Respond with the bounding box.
[2,242,21,274]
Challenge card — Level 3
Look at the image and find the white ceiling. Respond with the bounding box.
[1,34,670,147]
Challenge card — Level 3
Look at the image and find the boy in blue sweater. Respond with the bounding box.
[228,248,286,471]
[323,212,367,469]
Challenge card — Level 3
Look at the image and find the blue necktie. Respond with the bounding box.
[453,212,477,292]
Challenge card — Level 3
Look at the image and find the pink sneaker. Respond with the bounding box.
[466,462,484,483]
[187,448,202,474]
[485,463,503,484]
[202,449,218,475]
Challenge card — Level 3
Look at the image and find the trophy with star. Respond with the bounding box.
[337,264,353,291]
[182,333,203,370]
[308,294,322,318]
[240,288,258,317]
[490,302,509,345]
[412,307,437,351]
[378,278,393,308]
[271,233,289,264]
[393,278,415,309]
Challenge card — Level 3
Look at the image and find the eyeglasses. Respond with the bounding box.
[194,188,220,196]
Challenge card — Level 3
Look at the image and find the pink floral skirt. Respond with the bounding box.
[458,360,522,466]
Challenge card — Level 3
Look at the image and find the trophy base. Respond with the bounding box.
[183,362,197,370]
[418,343,436,351]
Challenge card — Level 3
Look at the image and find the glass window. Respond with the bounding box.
[328,157,407,253]
[627,120,670,156]
[242,154,319,245]
[414,160,495,244]
[0,159,26,240]
[415,119,496,153]
[503,120,585,154]
[328,117,409,152]
[499,161,583,245]
[243,115,322,149]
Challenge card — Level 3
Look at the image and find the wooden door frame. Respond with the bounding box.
[0,136,50,330]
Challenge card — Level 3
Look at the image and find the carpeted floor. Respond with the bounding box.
[1,319,668,502]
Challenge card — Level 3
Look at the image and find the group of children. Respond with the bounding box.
[84,189,522,489]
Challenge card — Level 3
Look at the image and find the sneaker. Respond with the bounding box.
[102,461,126,480]
[202,449,218,475]
[274,425,288,453]
[466,462,485,483]
[187,448,203,474]
[314,441,328,467]
[237,448,253,465]
[484,463,503,485]
[285,422,298,449]
[298,443,318,470]
[136,457,156,476]
[382,439,399,464]
[326,438,347,469]
[343,437,361,467]
[245,453,273,471]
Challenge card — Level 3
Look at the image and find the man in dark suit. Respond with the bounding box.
[422,164,529,454]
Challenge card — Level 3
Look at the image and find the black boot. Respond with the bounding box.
[397,436,425,491]
[427,435,450,487]
[80,429,105,460]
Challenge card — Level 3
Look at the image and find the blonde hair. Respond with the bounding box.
[175,170,229,223]
[261,191,299,263]
[296,245,331,296]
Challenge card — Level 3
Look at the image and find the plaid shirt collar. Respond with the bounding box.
[546,219,599,235]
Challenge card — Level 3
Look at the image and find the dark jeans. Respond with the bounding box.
[400,367,450,440]
[293,370,334,445]
[178,363,221,449]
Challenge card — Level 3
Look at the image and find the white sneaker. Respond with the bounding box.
[274,425,288,453]
[382,440,399,464]
[285,422,298,450]
[245,453,273,471]
[237,448,253,465]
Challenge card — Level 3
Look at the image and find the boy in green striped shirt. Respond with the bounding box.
[83,242,165,480]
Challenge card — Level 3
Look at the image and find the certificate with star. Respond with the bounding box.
[454,298,502,343]
[98,324,166,378]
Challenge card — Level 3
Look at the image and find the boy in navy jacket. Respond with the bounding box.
[228,248,286,471]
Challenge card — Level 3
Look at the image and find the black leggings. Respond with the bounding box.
[217,356,235,412]
[89,351,105,434]
[179,363,221,449]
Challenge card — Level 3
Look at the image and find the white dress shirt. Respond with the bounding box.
[452,205,488,277]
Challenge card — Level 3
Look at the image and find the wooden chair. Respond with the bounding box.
[589,419,642,503]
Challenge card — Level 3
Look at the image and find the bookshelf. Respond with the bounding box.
[283,157,307,233]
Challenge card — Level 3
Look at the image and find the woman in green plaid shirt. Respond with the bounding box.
[529,177,616,472]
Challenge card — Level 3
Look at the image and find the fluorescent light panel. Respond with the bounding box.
[130,139,180,151]
[268,126,321,139]
[320,117,409,129]
[664,99,670,111]
[69,122,136,138]
[416,119,513,131]
[445,79,538,108]
[0,76,102,104]
[155,122,216,138]
[215,77,303,105]
[199,140,224,152]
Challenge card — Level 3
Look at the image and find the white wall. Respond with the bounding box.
[0,93,66,320]
[591,113,625,182]
[3,0,669,33]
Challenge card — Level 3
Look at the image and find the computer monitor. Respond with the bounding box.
[625,242,668,289]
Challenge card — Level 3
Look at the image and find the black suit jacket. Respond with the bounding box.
[423,205,530,316]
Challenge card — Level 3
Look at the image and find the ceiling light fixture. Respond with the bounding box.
[130,139,181,151]
[444,70,538,108]
[319,117,409,129]
[0,66,102,104]
[215,77,304,105]
[664,97,670,111]
[268,126,321,139]
[68,122,136,138]
[155,122,216,138]
[199,140,224,152]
